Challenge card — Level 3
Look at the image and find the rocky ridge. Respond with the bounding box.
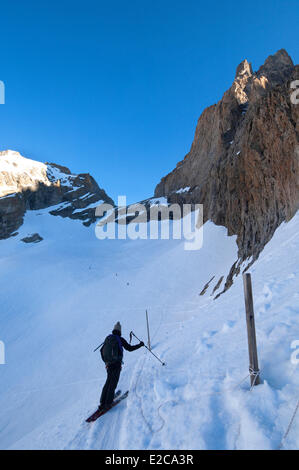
[155,49,299,296]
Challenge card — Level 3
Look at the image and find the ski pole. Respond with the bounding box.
[130,331,166,366]
[93,342,104,353]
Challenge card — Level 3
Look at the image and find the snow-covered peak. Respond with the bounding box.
[0,150,98,210]
[0,149,46,173]
[0,150,44,171]
[0,150,49,198]
[0,150,79,197]
[0,150,114,239]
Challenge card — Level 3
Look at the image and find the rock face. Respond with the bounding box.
[21,233,43,244]
[155,49,299,295]
[0,151,114,239]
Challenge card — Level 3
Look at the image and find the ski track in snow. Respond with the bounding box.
[0,208,298,449]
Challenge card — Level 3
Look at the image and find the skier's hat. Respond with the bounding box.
[113,321,122,334]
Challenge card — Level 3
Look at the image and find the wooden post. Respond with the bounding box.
[146,309,151,351]
[243,273,260,386]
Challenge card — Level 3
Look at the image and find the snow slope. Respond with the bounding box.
[0,208,298,450]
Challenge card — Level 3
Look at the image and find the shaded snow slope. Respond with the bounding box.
[0,208,298,450]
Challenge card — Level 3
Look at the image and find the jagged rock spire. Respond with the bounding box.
[235,59,253,79]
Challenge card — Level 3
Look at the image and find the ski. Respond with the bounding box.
[86,391,129,423]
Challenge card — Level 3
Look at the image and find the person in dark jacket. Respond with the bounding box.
[99,321,144,411]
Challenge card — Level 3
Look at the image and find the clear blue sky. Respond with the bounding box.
[1,0,298,203]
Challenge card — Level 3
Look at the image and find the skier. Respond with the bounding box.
[98,322,144,411]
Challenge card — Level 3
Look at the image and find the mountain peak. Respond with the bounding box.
[235,59,253,79]
[257,48,294,85]
[0,150,21,157]
[268,48,293,64]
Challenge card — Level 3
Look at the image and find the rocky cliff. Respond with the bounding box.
[155,49,299,296]
[0,150,114,240]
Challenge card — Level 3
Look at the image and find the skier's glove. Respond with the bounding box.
[140,341,144,347]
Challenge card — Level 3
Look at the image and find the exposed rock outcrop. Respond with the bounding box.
[21,233,43,244]
[155,49,299,296]
[0,151,114,239]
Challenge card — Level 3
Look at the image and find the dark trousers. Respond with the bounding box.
[100,362,121,406]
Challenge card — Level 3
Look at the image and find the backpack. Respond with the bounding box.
[100,334,123,365]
